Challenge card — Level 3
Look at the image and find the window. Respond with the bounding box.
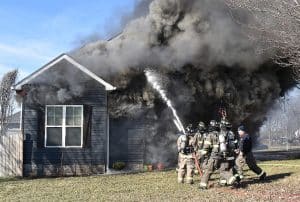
[45,105,83,148]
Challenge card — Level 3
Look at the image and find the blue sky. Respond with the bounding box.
[0,0,136,80]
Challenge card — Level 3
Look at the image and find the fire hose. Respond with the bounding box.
[193,152,203,177]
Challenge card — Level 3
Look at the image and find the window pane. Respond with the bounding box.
[66,106,82,126]
[47,106,63,126]
[66,107,73,117]
[74,107,81,116]
[47,127,62,146]
[47,107,55,125]
[66,107,74,125]
[74,117,81,125]
[66,118,73,125]
[54,107,63,125]
[66,107,73,125]
[55,107,62,115]
[47,107,54,116]
[65,127,81,146]
[47,116,55,125]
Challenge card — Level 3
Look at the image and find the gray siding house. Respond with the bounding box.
[12,54,137,177]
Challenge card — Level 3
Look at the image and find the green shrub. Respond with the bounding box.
[112,161,126,170]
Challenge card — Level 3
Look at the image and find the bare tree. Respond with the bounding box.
[260,94,300,149]
[225,0,300,80]
[0,70,18,135]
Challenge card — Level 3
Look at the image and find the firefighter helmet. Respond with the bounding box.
[220,119,231,130]
[186,124,193,132]
[198,121,206,130]
[186,124,193,134]
[209,120,217,127]
[198,121,206,129]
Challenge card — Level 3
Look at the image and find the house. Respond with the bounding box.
[12,53,148,177]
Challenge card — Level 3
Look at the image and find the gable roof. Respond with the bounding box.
[13,53,116,91]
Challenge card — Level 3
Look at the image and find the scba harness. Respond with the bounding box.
[183,145,194,154]
[218,130,237,159]
[178,134,195,155]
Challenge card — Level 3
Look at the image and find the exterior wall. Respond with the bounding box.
[22,81,107,177]
[109,118,146,171]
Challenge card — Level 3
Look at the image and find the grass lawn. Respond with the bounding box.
[0,159,299,201]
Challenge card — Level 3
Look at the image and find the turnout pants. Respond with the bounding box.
[200,157,219,188]
[178,153,195,184]
[235,152,263,177]
[194,152,206,175]
[219,158,236,185]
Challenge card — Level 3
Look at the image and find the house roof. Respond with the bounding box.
[13,53,116,91]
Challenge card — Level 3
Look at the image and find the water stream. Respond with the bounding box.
[145,69,186,134]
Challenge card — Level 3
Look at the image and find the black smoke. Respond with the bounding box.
[70,0,298,165]
[72,0,295,128]
[20,0,298,166]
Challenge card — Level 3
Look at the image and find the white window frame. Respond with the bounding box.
[45,105,83,148]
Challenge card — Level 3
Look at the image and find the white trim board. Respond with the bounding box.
[13,54,116,91]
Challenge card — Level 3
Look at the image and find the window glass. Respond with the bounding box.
[74,116,81,125]
[65,127,81,146]
[46,127,62,146]
[47,106,63,126]
[54,107,63,125]
[74,107,81,116]
[47,107,55,125]
[66,106,82,126]
[66,107,74,125]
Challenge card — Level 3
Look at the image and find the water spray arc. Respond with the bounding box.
[145,69,186,134]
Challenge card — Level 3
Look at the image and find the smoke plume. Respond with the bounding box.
[70,0,296,165]
[71,0,295,126]
[22,0,297,165]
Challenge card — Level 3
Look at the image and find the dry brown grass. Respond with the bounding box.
[0,159,299,201]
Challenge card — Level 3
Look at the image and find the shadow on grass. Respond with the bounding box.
[236,172,293,189]
[0,177,22,183]
[0,175,62,183]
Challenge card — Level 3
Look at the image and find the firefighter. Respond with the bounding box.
[177,124,197,184]
[235,125,267,181]
[199,120,220,189]
[218,120,239,186]
[194,121,208,170]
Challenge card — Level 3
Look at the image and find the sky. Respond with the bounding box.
[0,0,137,81]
